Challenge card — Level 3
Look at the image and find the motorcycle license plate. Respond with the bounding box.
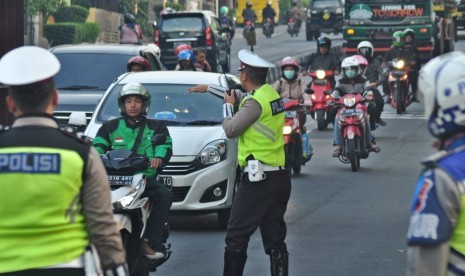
[340,109,362,117]
[392,70,406,76]
[285,111,297,118]
[108,175,133,186]
[313,79,327,85]
[158,175,173,190]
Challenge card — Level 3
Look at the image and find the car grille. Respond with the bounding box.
[316,12,338,26]
[161,161,202,175]
[171,186,191,202]
[54,111,93,126]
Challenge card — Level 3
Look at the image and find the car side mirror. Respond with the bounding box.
[68,111,87,132]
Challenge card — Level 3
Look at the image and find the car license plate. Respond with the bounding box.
[285,111,297,118]
[340,109,362,117]
[158,175,173,190]
[108,175,133,186]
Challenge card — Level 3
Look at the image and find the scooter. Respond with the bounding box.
[283,99,313,175]
[243,20,256,52]
[102,134,172,274]
[387,58,411,114]
[334,93,373,172]
[306,69,334,131]
[287,17,300,37]
[262,18,273,38]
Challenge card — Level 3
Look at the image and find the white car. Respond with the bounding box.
[74,71,240,229]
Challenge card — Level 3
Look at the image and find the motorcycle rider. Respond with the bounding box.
[287,0,303,29]
[403,28,421,102]
[93,83,173,260]
[262,1,276,34]
[219,6,235,39]
[301,36,340,89]
[406,51,465,276]
[242,1,258,26]
[119,13,143,45]
[175,49,202,71]
[273,56,310,132]
[382,31,420,103]
[127,56,151,72]
[357,41,387,128]
[331,56,380,157]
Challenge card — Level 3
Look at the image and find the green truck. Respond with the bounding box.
[342,0,458,61]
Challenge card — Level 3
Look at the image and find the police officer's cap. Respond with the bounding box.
[237,49,275,74]
[0,46,60,86]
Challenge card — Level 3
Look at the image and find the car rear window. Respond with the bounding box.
[161,17,204,32]
[312,0,340,8]
[54,53,132,90]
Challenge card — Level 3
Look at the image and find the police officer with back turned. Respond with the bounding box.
[222,49,292,276]
[0,46,127,275]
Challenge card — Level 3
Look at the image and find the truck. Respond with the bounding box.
[235,0,280,25]
[342,0,458,61]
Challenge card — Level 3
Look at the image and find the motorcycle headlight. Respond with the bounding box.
[394,60,405,69]
[343,97,356,107]
[113,178,144,210]
[316,70,326,79]
[283,125,292,135]
[198,140,227,165]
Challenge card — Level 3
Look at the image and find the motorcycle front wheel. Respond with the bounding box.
[347,138,360,172]
[284,144,293,174]
[395,85,403,114]
[316,109,327,130]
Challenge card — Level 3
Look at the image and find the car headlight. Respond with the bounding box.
[113,178,144,211]
[283,125,292,135]
[343,97,356,107]
[316,70,326,79]
[198,140,227,165]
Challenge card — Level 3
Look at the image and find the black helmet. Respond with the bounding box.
[291,0,298,6]
[317,37,331,49]
[404,28,415,39]
[246,1,252,7]
[124,13,136,23]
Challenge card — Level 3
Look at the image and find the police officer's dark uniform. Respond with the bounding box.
[0,46,127,275]
[222,49,292,276]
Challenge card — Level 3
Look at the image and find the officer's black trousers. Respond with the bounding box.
[144,178,173,251]
[225,169,291,253]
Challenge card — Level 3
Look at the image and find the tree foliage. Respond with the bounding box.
[25,0,63,18]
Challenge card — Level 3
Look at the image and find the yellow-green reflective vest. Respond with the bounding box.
[238,84,285,167]
[0,145,88,273]
[450,194,465,254]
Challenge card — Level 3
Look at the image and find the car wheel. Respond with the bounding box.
[222,51,231,73]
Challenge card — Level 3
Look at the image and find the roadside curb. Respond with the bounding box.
[266,45,344,84]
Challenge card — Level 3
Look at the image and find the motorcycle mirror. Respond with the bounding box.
[151,134,166,146]
[323,90,332,95]
[304,88,315,94]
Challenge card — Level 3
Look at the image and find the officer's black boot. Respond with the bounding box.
[223,250,247,276]
[270,249,289,276]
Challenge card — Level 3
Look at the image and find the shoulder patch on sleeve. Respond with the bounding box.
[270,98,285,116]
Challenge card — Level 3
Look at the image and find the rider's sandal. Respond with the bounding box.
[368,145,381,153]
[332,147,342,157]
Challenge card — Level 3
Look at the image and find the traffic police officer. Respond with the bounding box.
[0,46,127,275]
[406,52,465,275]
[222,49,292,276]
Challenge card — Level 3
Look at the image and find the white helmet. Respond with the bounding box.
[357,41,374,59]
[418,51,465,140]
[341,56,361,79]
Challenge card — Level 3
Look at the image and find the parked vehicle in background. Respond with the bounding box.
[236,0,280,25]
[153,11,231,72]
[342,0,458,61]
[74,71,241,230]
[306,0,343,41]
[50,44,163,127]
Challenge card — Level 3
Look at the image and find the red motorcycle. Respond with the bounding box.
[388,58,412,114]
[334,93,372,172]
[283,99,312,174]
[306,70,334,130]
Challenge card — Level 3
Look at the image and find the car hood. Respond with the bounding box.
[55,89,105,113]
[168,126,226,156]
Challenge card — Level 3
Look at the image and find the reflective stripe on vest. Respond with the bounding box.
[238,84,285,167]
[0,146,88,273]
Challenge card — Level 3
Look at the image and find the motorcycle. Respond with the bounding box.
[262,17,273,38]
[334,93,373,172]
[242,20,256,52]
[306,69,335,131]
[283,99,313,175]
[287,17,300,37]
[387,58,411,114]
[102,134,172,274]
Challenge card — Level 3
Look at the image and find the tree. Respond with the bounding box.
[24,0,64,45]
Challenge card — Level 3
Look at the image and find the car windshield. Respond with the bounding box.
[161,17,204,32]
[313,0,340,8]
[54,53,134,90]
[96,83,223,125]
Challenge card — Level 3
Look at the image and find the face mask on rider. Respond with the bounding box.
[345,69,356,79]
[283,70,295,79]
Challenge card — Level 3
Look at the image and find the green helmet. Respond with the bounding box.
[220,6,229,15]
[118,83,151,116]
[392,31,406,47]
